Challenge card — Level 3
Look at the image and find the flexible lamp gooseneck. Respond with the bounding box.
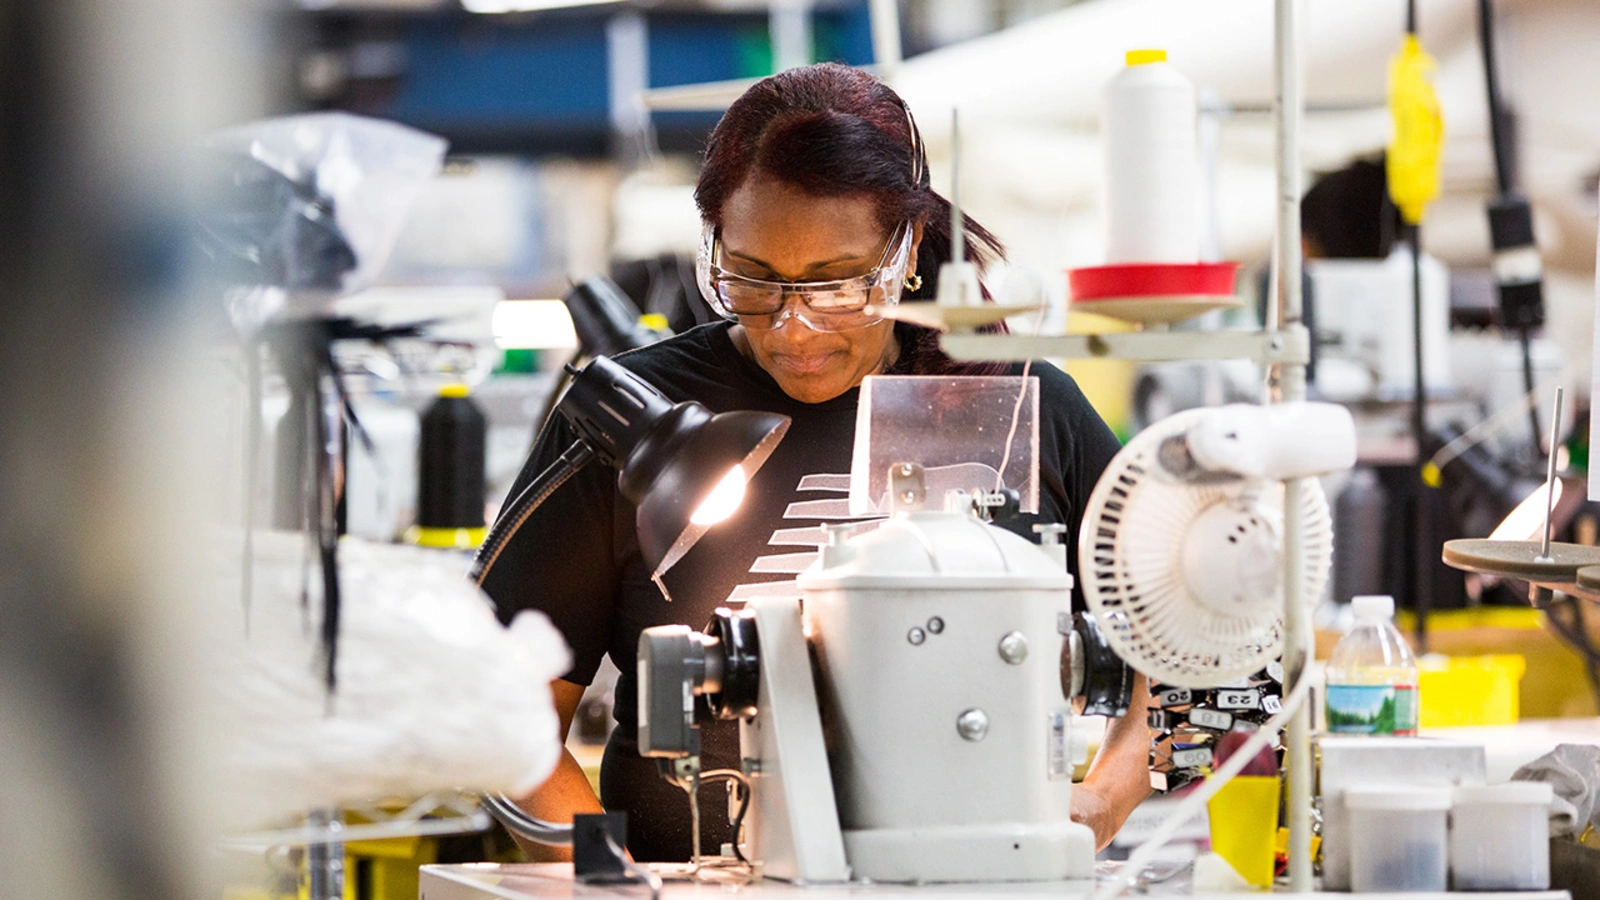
[474,355,790,586]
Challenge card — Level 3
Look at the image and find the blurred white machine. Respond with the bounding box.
[1309,250,1452,403]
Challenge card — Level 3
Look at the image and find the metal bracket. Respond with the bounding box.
[940,325,1311,366]
[888,462,926,514]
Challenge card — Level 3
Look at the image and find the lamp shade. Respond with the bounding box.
[559,356,789,576]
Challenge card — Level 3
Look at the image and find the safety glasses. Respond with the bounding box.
[695,220,914,333]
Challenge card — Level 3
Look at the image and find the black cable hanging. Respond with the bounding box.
[1402,0,1435,652]
[1477,0,1547,455]
[254,317,434,697]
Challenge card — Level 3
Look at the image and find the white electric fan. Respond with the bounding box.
[1078,404,1349,688]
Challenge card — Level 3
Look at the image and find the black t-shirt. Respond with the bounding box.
[482,321,1121,861]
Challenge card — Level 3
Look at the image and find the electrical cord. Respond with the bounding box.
[1422,382,1548,483]
[697,769,752,863]
[993,292,1050,493]
[1477,0,1515,196]
[1519,328,1542,456]
[1092,626,1315,900]
[1476,0,1544,450]
[1408,223,1433,652]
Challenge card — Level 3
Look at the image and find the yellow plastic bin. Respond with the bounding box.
[1418,654,1525,728]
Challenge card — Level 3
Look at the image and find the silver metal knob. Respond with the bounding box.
[956,708,989,742]
[998,631,1029,665]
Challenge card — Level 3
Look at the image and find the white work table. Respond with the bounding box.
[419,863,1570,900]
[1423,719,1600,783]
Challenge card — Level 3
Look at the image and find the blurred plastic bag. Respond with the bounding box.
[210,531,569,830]
[199,112,447,329]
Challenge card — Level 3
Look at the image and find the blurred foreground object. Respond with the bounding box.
[0,0,278,898]
[199,112,448,333]
[212,533,569,830]
[199,111,447,694]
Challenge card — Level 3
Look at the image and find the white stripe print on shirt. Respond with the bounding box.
[723,473,885,605]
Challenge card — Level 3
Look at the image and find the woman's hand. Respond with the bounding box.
[1073,674,1155,851]
[1070,778,1127,851]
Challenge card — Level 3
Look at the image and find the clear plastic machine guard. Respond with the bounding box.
[849,374,1040,516]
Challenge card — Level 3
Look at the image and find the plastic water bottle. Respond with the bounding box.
[1102,48,1199,264]
[1324,595,1420,735]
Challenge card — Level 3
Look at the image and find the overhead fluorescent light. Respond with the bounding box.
[462,0,623,13]
[492,300,579,350]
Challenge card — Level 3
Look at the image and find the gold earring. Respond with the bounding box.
[904,273,923,292]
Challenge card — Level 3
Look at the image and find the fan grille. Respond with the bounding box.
[1081,409,1334,688]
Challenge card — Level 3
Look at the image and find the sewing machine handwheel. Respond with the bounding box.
[1071,611,1135,717]
[704,606,760,719]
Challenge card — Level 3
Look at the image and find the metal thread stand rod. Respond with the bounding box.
[1273,0,1313,891]
[1537,386,1564,562]
[950,109,964,264]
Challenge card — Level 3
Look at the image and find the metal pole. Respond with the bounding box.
[306,808,345,900]
[1538,386,1564,562]
[1273,0,1314,892]
[769,0,814,73]
[868,0,904,77]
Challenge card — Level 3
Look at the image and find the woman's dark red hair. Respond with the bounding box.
[694,62,1007,376]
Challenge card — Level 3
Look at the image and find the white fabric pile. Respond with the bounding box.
[212,531,569,829]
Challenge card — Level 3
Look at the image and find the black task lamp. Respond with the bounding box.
[472,355,789,585]
[563,275,673,359]
[474,356,786,865]
[531,275,674,435]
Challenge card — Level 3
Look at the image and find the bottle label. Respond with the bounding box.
[1325,684,1418,735]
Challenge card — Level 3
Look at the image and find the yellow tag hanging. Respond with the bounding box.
[1387,34,1445,225]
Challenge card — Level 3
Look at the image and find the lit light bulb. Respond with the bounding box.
[690,466,747,526]
[1489,479,1563,542]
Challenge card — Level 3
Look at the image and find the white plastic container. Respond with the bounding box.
[1451,782,1553,890]
[1102,48,1198,264]
[1345,786,1450,892]
[1325,595,1420,735]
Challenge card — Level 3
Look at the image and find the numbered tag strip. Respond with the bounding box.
[1215,689,1261,711]
[1188,707,1234,730]
[1145,679,1286,793]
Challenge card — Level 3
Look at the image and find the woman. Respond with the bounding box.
[481,62,1152,863]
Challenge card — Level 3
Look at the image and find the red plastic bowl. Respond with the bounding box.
[1068,261,1240,301]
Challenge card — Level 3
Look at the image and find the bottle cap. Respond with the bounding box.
[439,383,471,399]
[1351,594,1395,623]
[1126,49,1168,66]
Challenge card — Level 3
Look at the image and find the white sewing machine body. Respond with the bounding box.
[742,508,1096,883]
[635,491,1099,885]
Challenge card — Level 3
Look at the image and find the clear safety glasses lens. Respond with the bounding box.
[695,222,914,331]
